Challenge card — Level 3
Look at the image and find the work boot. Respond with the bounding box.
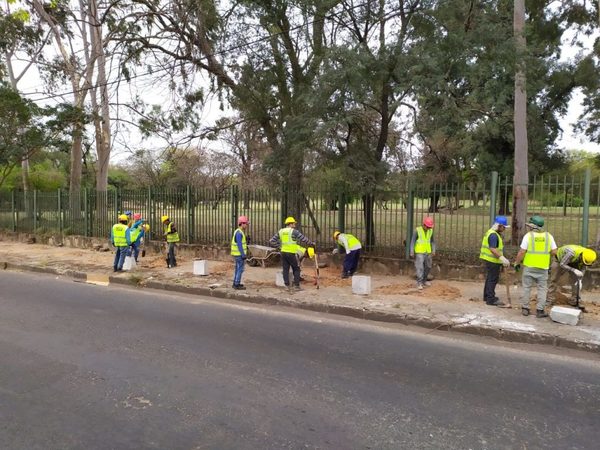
[293,285,303,291]
[233,285,246,290]
[536,309,548,318]
[417,283,424,291]
[424,281,432,287]
[341,272,350,279]
[521,307,530,316]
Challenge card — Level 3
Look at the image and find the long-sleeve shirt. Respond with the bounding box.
[558,247,581,272]
[235,230,246,258]
[110,226,132,246]
[269,228,312,249]
[409,230,436,254]
[337,233,362,253]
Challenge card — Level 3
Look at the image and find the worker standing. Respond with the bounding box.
[161,215,180,268]
[410,217,436,290]
[111,214,132,272]
[269,217,314,291]
[548,245,597,308]
[332,231,362,278]
[231,215,249,290]
[479,216,511,306]
[129,213,145,263]
[513,216,557,318]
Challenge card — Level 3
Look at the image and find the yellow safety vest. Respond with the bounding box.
[231,228,247,256]
[164,223,180,243]
[130,226,142,243]
[414,226,433,254]
[523,231,551,269]
[479,229,503,264]
[556,245,585,264]
[112,223,128,247]
[279,227,297,253]
[340,233,361,251]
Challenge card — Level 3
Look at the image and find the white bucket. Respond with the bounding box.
[193,259,209,276]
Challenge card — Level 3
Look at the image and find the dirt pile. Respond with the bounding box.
[375,282,461,300]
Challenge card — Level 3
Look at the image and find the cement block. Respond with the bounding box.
[123,255,136,271]
[550,306,581,326]
[275,272,286,287]
[352,275,371,295]
[193,259,209,276]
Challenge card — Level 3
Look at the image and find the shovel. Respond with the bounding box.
[308,247,320,289]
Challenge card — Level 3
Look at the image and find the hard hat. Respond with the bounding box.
[161,215,169,223]
[527,215,544,228]
[238,215,249,225]
[124,210,132,216]
[284,216,296,225]
[118,214,128,222]
[423,217,434,228]
[333,231,341,239]
[582,248,597,266]
[494,216,509,227]
[307,247,315,258]
[133,213,141,220]
[143,224,150,232]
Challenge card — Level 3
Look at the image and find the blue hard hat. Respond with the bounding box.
[495,216,509,227]
[124,210,132,216]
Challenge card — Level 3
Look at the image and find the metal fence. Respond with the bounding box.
[1,170,598,262]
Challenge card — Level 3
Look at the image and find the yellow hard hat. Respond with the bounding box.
[118,214,128,222]
[333,231,341,239]
[161,215,169,223]
[284,216,296,225]
[143,224,151,232]
[582,248,597,265]
[307,247,315,258]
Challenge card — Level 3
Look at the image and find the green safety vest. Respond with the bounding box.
[279,227,298,253]
[479,229,503,264]
[112,223,128,247]
[556,245,585,264]
[340,233,361,251]
[164,222,180,243]
[523,231,551,269]
[130,226,142,243]
[230,228,247,256]
[414,226,433,254]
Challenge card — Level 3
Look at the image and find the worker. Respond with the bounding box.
[513,215,557,318]
[548,245,597,308]
[479,216,511,306]
[161,215,180,268]
[124,210,133,227]
[231,215,249,290]
[269,216,314,291]
[129,214,146,263]
[409,217,436,290]
[111,214,132,272]
[332,231,362,278]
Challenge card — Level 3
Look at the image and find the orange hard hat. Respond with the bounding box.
[423,217,434,228]
[238,215,249,225]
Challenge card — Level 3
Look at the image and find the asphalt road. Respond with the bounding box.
[1,271,600,449]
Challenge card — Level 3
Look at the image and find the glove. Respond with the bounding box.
[513,263,521,272]
[572,269,583,278]
[499,256,510,267]
[332,248,339,255]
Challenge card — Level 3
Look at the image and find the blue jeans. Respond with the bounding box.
[167,243,177,267]
[129,242,140,261]
[113,246,128,271]
[233,256,245,286]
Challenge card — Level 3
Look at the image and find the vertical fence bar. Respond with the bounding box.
[405,181,414,259]
[582,167,591,246]
[11,190,16,232]
[338,191,345,232]
[489,171,498,225]
[231,184,239,233]
[58,188,63,236]
[186,185,192,244]
[33,190,38,231]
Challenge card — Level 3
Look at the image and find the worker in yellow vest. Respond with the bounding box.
[479,216,511,306]
[111,214,132,272]
[161,215,180,268]
[410,217,435,290]
[269,216,314,291]
[513,216,557,318]
[548,245,596,308]
[332,231,362,278]
[231,215,249,290]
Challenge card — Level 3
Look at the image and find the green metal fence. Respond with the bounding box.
[1,170,597,262]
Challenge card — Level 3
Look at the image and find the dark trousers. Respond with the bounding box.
[282,252,300,286]
[129,242,140,261]
[167,242,177,267]
[483,261,501,304]
[343,250,361,275]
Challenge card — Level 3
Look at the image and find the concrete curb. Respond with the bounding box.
[2,261,599,354]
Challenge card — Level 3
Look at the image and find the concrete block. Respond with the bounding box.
[550,306,581,326]
[352,275,371,295]
[193,259,209,276]
[123,255,136,271]
[275,272,286,287]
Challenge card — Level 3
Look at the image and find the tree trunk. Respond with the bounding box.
[512,0,528,245]
[362,193,376,250]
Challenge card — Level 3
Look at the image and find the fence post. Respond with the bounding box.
[58,188,63,236]
[489,171,498,225]
[337,191,346,232]
[582,168,591,246]
[186,185,192,244]
[11,191,16,232]
[405,181,415,259]
[83,188,89,237]
[281,182,288,224]
[33,190,38,232]
[231,185,239,231]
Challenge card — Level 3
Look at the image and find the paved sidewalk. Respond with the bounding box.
[2,240,600,352]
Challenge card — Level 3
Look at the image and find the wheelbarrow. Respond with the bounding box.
[246,244,280,268]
